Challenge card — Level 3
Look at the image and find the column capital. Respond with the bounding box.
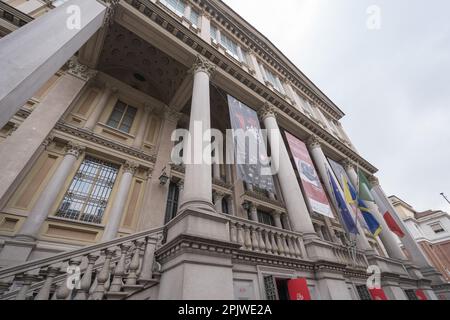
[163,106,183,123]
[307,135,322,149]
[177,179,185,189]
[368,175,380,187]
[271,211,282,218]
[341,158,356,171]
[42,134,55,149]
[64,142,85,159]
[213,190,226,198]
[98,0,120,26]
[66,56,98,81]
[143,103,154,114]
[123,161,139,175]
[258,102,277,121]
[146,167,154,180]
[189,55,216,77]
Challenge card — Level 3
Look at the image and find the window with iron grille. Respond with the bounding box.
[106,100,138,134]
[164,182,180,223]
[404,289,419,300]
[356,285,372,300]
[56,156,119,224]
[258,211,275,227]
[263,276,278,300]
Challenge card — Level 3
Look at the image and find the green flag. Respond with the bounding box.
[358,168,375,202]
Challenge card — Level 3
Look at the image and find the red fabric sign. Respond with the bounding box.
[285,131,333,218]
[369,288,388,300]
[415,290,428,300]
[287,278,311,301]
[383,211,405,238]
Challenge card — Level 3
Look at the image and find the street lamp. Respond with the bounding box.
[159,167,170,185]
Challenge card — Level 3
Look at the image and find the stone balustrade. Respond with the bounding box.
[227,216,305,259]
[332,245,369,270]
[0,228,163,300]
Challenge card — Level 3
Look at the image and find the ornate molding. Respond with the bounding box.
[257,102,277,121]
[189,55,216,77]
[368,175,380,187]
[341,158,355,171]
[65,141,86,159]
[98,0,120,26]
[123,161,139,174]
[66,56,98,81]
[54,122,157,163]
[163,106,183,123]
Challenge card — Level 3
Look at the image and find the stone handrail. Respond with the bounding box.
[227,216,305,259]
[332,244,369,269]
[0,227,164,300]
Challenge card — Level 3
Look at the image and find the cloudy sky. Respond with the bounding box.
[223,0,450,212]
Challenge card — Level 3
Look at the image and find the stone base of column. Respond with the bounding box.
[0,239,36,267]
[420,266,446,285]
[315,265,353,300]
[381,279,407,300]
[177,199,216,219]
[157,208,239,300]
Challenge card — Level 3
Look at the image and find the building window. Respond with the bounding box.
[430,222,445,234]
[210,25,243,62]
[258,211,275,227]
[404,289,419,300]
[262,65,285,93]
[56,156,119,224]
[222,197,230,215]
[189,9,200,27]
[356,285,372,300]
[164,182,180,223]
[160,0,186,17]
[106,100,138,134]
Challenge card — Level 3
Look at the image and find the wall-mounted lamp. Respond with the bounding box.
[159,167,170,185]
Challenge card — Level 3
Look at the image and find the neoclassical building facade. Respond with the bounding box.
[0,0,448,300]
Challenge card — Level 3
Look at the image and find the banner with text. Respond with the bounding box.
[285,131,333,218]
[228,95,275,193]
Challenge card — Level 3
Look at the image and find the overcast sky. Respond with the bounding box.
[223,0,450,212]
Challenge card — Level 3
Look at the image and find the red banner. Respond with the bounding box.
[415,290,428,300]
[285,131,333,218]
[287,278,311,300]
[369,288,388,300]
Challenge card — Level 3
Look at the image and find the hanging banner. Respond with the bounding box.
[415,290,428,300]
[368,288,388,300]
[287,278,311,301]
[227,95,275,192]
[285,131,333,218]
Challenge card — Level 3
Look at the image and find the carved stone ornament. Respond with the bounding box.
[189,55,216,77]
[123,161,139,175]
[341,158,355,171]
[307,135,322,149]
[66,56,98,81]
[98,0,120,26]
[368,175,380,187]
[65,142,86,159]
[257,102,277,120]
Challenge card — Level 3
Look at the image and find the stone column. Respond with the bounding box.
[177,180,185,211]
[15,142,85,241]
[259,103,316,236]
[84,85,116,131]
[178,56,216,214]
[249,203,258,222]
[272,211,283,229]
[343,160,407,261]
[0,62,96,210]
[369,177,440,275]
[0,0,112,128]
[102,161,139,241]
[132,104,152,148]
[213,191,224,214]
[307,136,373,252]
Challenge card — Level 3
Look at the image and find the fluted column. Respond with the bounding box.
[259,103,316,236]
[84,85,116,131]
[102,161,138,241]
[132,104,152,148]
[16,142,85,241]
[0,0,113,129]
[178,56,216,214]
[343,160,406,260]
[307,136,373,252]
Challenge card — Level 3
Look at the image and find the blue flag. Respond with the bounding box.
[327,168,358,235]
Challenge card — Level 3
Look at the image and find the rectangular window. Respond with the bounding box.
[356,285,372,300]
[220,32,240,61]
[258,211,275,227]
[263,66,284,93]
[189,9,200,27]
[222,197,230,215]
[430,223,445,234]
[164,182,179,223]
[210,24,218,43]
[56,156,119,224]
[161,0,186,16]
[106,100,138,134]
[404,289,419,300]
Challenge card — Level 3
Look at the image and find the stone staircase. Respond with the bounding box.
[0,227,164,300]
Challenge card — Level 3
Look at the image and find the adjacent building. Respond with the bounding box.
[0,0,448,300]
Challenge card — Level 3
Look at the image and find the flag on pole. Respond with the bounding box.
[327,168,358,235]
[357,168,375,202]
[371,188,406,238]
[343,175,382,237]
